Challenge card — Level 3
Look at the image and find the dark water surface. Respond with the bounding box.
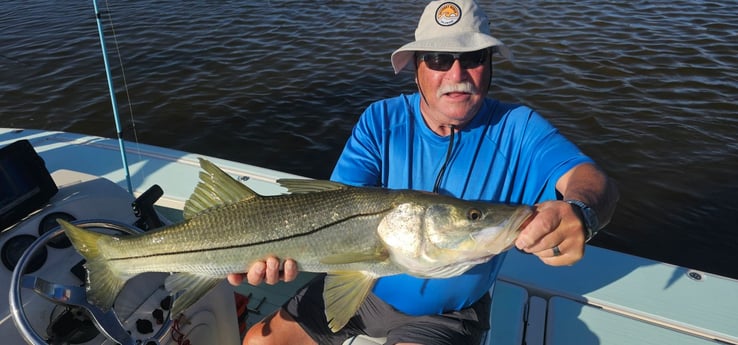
[2,1,737,279]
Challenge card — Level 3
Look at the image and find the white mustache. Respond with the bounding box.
[437,82,478,97]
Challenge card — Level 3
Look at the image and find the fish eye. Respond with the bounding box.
[467,208,482,221]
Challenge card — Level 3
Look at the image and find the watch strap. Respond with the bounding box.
[565,199,599,242]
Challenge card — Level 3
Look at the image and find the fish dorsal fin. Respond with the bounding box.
[183,158,258,219]
[277,178,348,194]
[323,271,378,333]
[164,273,223,317]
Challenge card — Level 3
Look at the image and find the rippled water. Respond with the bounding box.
[1,1,737,279]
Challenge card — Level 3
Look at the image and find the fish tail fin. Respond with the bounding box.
[58,219,127,311]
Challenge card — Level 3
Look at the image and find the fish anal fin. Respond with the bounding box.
[164,273,223,317]
[323,271,378,333]
[183,158,259,219]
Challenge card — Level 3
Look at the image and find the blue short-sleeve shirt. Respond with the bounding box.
[330,92,591,315]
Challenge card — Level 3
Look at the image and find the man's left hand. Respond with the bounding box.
[514,200,586,266]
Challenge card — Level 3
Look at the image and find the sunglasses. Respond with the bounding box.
[416,49,490,71]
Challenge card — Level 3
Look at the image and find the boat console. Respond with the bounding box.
[0,140,239,345]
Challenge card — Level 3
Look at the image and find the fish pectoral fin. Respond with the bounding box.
[319,248,389,265]
[323,271,378,333]
[164,273,223,317]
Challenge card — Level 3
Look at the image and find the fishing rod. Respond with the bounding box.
[92,0,134,195]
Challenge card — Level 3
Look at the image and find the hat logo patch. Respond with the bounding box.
[435,2,462,26]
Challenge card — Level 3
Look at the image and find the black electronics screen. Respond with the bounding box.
[0,139,58,230]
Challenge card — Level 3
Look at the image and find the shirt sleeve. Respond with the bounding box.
[330,105,383,187]
[512,106,593,203]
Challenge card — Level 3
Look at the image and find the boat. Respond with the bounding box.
[2,2,737,344]
[1,131,737,345]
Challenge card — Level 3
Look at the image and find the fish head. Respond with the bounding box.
[378,194,533,278]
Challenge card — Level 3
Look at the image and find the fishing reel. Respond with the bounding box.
[9,219,174,345]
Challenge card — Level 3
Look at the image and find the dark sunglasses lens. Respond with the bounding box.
[425,54,455,71]
[421,50,487,71]
[459,50,486,69]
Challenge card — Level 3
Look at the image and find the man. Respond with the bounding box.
[229,0,619,344]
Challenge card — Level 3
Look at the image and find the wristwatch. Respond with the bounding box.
[565,199,600,242]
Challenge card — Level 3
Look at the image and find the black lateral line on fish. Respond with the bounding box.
[107,209,392,262]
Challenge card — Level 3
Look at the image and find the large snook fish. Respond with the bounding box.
[59,158,533,332]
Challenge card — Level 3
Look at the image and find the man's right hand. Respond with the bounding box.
[226,256,298,286]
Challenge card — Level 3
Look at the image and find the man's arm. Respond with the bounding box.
[556,162,619,229]
[515,162,619,266]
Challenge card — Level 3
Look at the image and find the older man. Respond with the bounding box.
[230,0,619,344]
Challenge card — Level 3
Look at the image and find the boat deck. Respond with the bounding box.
[500,247,738,344]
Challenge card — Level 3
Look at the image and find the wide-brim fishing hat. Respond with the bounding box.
[391,0,513,74]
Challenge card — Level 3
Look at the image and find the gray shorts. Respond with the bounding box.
[284,274,491,345]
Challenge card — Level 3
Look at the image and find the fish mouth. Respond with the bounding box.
[472,206,535,242]
[517,207,536,230]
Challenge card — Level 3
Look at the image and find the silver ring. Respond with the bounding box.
[552,245,562,257]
